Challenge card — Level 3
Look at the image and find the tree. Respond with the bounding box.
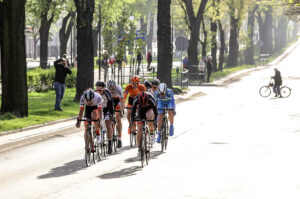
[157,0,172,87]
[257,5,273,55]
[245,3,257,65]
[59,11,75,57]
[0,0,28,117]
[180,0,208,66]
[74,0,95,101]
[227,0,245,67]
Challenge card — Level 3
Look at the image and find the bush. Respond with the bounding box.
[27,68,77,92]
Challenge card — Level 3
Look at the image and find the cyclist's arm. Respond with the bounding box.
[169,90,176,111]
[149,95,158,121]
[97,96,103,121]
[130,97,138,124]
[78,96,85,120]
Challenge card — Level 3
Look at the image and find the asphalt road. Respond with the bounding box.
[1,44,300,199]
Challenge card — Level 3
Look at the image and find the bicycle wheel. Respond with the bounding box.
[259,86,271,97]
[164,118,169,150]
[140,132,145,168]
[112,124,117,152]
[145,127,150,165]
[130,123,137,147]
[280,86,291,98]
[161,118,166,152]
[85,132,93,167]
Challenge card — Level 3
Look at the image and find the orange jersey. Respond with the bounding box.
[124,84,146,99]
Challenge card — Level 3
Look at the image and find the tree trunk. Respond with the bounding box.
[227,14,240,67]
[1,0,28,117]
[257,6,273,55]
[147,13,154,52]
[182,0,208,66]
[292,22,298,41]
[200,18,207,58]
[217,20,225,71]
[245,7,256,65]
[103,23,113,55]
[74,0,95,101]
[274,16,288,53]
[210,19,217,71]
[33,36,38,60]
[157,0,172,88]
[39,0,54,69]
[59,12,75,58]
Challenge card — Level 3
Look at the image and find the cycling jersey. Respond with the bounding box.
[98,89,114,119]
[154,89,176,113]
[124,84,146,99]
[131,92,158,122]
[110,84,124,99]
[80,92,102,109]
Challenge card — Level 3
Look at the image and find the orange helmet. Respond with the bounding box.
[131,76,140,84]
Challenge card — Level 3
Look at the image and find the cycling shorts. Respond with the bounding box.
[137,106,153,121]
[157,100,174,114]
[127,96,134,108]
[84,105,99,120]
[112,98,121,111]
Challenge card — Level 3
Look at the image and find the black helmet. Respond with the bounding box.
[96,81,106,88]
[83,89,95,101]
[151,79,160,86]
[107,79,116,89]
[144,80,152,89]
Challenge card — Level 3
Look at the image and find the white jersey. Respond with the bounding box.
[79,92,102,109]
[110,84,124,99]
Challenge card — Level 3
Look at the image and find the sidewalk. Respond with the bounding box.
[0,40,298,153]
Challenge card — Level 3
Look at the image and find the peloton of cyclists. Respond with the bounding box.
[154,83,176,143]
[95,81,115,154]
[76,88,103,152]
[106,79,125,148]
[131,91,158,159]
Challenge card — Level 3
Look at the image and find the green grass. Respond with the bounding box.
[0,88,78,133]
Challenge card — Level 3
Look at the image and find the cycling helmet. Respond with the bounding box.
[107,79,116,89]
[144,80,152,89]
[83,89,95,101]
[131,76,140,84]
[158,83,167,95]
[151,78,160,86]
[138,92,149,106]
[95,81,106,88]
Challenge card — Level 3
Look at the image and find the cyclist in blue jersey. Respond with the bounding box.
[154,83,176,143]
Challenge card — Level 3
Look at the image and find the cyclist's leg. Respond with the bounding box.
[156,101,165,142]
[91,109,100,134]
[167,102,175,136]
[104,114,113,154]
[127,97,134,134]
[115,104,122,139]
[146,108,155,131]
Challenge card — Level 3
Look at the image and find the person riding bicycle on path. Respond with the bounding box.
[154,83,176,143]
[124,76,146,134]
[151,79,160,95]
[271,68,282,98]
[144,80,152,93]
[76,89,103,152]
[107,79,125,148]
[131,91,158,159]
[95,81,115,154]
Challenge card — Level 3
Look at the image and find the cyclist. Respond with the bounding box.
[76,88,103,152]
[154,83,176,143]
[95,81,114,154]
[271,68,282,98]
[131,92,158,159]
[107,79,124,148]
[123,76,146,134]
[144,80,152,93]
[151,78,160,94]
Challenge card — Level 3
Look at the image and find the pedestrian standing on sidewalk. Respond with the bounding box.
[136,51,142,74]
[53,58,72,111]
[146,50,152,71]
[206,56,213,83]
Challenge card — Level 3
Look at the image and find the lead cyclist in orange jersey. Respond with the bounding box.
[123,76,146,134]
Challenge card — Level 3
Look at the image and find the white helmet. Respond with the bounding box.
[158,83,167,95]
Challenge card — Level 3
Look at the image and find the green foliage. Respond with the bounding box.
[27,68,77,92]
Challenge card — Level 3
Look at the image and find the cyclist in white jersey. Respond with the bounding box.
[76,88,103,152]
[107,79,124,147]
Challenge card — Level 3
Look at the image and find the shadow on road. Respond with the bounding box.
[37,159,85,179]
[98,166,142,179]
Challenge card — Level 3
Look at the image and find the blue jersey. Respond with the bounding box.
[154,88,176,110]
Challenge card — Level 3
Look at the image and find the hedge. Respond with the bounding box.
[27,68,77,92]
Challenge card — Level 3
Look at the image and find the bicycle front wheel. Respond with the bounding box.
[140,133,145,168]
[85,133,93,167]
[161,117,166,152]
[164,118,169,151]
[280,86,291,98]
[259,86,271,97]
[145,127,150,165]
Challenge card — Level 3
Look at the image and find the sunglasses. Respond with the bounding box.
[96,89,103,92]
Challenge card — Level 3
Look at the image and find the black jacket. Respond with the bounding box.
[54,59,72,84]
[273,71,282,86]
[206,60,213,73]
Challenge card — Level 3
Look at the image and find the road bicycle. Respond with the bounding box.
[111,114,118,152]
[158,108,171,152]
[100,120,107,158]
[126,107,137,147]
[134,119,154,167]
[78,118,100,167]
[259,78,291,98]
